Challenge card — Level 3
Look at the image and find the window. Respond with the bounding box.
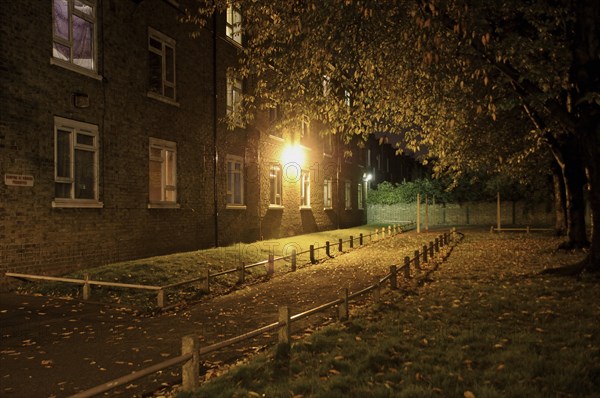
[148,28,176,102]
[300,115,310,141]
[226,155,244,207]
[227,76,243,125]
[323,178,333,209]
[149,138,177,206]
[52,0,97,75]
[344,90,352,107]
[322,75,331,96]
[300,170,310,208]
[53,116,101,208]
[345,181,352,210]
[269,164,282,207]
[226,4,242,45]
[357,183,364,210]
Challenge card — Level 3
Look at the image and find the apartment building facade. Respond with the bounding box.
[0,0,415,283]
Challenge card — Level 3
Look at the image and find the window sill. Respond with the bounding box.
[226,204,247,210]
[148,202,181,209]
[345,208,353,211]
[323,153,333,158]
[268,204,284,210]
[50,58,102,81]
[269,134,285,142]
[224,36,243,49]
[52,199,104,209]
[324,207,333,211]
[299,206,312,210]
[147,91,180,107]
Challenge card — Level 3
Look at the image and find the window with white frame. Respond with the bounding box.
[345,181,352,210]
[269,164,282,206]
[227,76,243,124]
[53,117,101,207]
[323,177,333,209]
[149,138,177,205]
[52,0,97,74]
[226,4,242,45]
[300,115,310,141]
[357,183,364,210]
[300,170,310,208]
[148,28,176,101]
[344,90,352,107]
[226,155,244,206]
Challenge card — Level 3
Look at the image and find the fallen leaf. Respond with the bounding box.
[464,391,475,398]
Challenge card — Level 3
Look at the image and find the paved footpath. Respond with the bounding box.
[0,230,445,397]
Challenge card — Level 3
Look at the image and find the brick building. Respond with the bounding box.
[0,0,419,284]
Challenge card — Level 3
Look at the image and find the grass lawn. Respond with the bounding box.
[15,223,407,309]
[176,231,600,398]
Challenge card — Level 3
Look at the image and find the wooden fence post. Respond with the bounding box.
[375,228,379,240]
[326,241,331,257]
[429,241,434,258]
[82,273,90,301]
[309,245,316,264]
[350,236,354,248]
[414,250,420,272]
[338,288,349,320]
[268,254,275,274]
[388,225,391,236]
[338,238,343,252]
[422,244,428,263]
[389,265,397,290]
[181,335,199,392]
[439,235,444,248]
[435,238,440,253]
[404,256,411,278]
[359,233,363,245]
[278,306,291,346]
[372,276,380,302]
[157,289,165,309]
[291,250,297,272]
[203,269,210,292]
[238,262,245,284]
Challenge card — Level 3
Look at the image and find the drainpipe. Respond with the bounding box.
[212,12,219,247]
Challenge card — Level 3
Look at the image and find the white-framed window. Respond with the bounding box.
[149,138,178,207]
[269,164,283,207]
[227,76,243,125]
[53,116,102,208]
[300,115,310,140]
[345,181,352,210]
[226,4,242,45]
[148,28,176,103]
[226,155,245,207]
[52,0,98,77]
[357,183,364,210]
[344,90,352,107]
[323,177,333,209]
[300,170,310,208]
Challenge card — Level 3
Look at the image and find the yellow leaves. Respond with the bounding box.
[464,391,476,398]
[481,33,491,47]
[328,368,341,375]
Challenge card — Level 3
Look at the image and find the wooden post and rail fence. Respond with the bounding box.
[5,223,415,310]
[67,228,461,398]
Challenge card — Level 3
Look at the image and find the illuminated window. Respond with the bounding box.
[226,155,244,207]
[300,170,310,208]
[227,76,243,125]
[323,178,333,209]
[52,0,97,75]
[53,117,101,208]
[148,28,176,102]
[226,4,242,45]
[301,115,310,140]
[269,164,282,206]
[345,181,352,210]
[357,183,363,210]
[149,138,177,206]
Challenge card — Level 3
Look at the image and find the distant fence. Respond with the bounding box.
[368,200,555,227]
[68,229,462,398]
[6,223,415,310]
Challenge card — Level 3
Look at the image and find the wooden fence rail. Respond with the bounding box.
[6,223,416,309]
[68,228,459,398]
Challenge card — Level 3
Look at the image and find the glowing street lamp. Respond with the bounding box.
[281,144,305,166]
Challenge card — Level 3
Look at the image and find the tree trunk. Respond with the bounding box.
[551,160,567,235]
[558,141,589,249]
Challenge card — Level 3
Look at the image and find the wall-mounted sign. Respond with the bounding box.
[4,174,34,187]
